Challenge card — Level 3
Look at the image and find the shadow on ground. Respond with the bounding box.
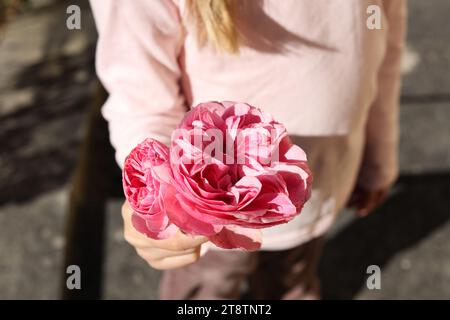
[319,172,450,299]
[0,0,96,205]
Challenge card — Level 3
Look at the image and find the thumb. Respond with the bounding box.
[171,229,209,250]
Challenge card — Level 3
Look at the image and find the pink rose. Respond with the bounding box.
[166,102,312,250]
[122,138,177,240]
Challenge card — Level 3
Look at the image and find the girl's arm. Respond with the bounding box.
[90,0,186,167]
[357,0,407,190]
[91,1,207,269]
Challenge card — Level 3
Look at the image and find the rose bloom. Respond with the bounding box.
[166,101,312,250]
[122,138,177,240]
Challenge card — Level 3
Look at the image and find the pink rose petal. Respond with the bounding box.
[209,225,262,251]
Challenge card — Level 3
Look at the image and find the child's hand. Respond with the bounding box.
[347,186,388,217]
[121,201,208,270]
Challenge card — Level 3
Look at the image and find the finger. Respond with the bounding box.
[121,201,133,218]
[121,201,208,251]
[354,190,371,216]
[135,246,198,261]
[124,230,156,250]
[360,190,388,216]
[163,230,209,251]
[121,201,135,230]
[123,214,207,251]
[375,189,388,206]
[148,250,201,270]
[366,189,390,214]
[131,230,208,252]
[122,214,158,248]
[356,192,378,217]
[347,192,361,207]
[347,188,363,207]
[121,200,163,247]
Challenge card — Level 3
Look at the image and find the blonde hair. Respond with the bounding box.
[185,0,239,54]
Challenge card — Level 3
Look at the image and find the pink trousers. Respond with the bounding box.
[159,236,324,300]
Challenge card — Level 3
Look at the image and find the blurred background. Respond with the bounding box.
[0,0,449,299]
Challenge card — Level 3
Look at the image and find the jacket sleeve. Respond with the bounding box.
[357,0,407,190]
[90,0,187,167]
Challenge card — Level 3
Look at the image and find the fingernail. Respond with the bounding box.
[200,243,210,257]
